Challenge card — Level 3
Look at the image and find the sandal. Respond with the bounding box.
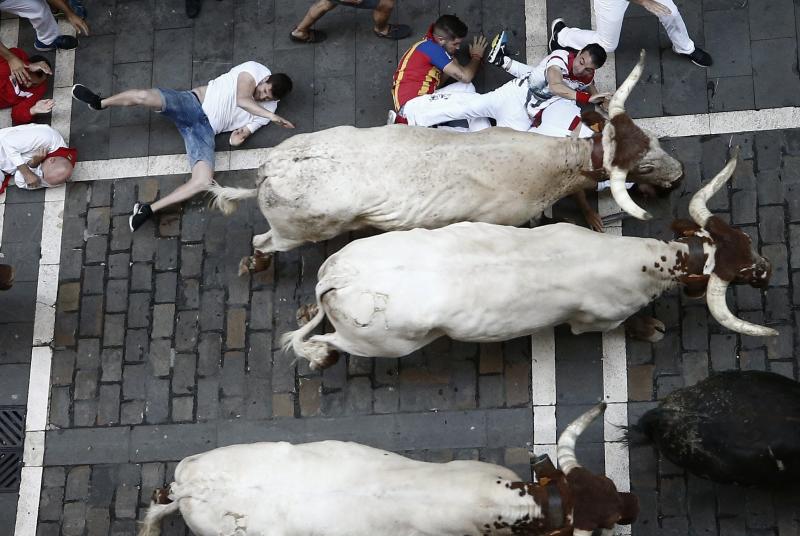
[373,23,411,40]
[289,28,327,44]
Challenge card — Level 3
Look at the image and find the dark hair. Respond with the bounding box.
[580,43,607,68]
[433,14,468,39]
[27,54,52,74]
[268,73,293,100]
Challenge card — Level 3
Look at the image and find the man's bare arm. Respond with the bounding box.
[441,35,488,83]
[1,44,30,85]
[235,72,295,129]
[16,164,40,188]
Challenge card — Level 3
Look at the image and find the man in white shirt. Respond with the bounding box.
[70,62,294,231]
[0,123,77,191]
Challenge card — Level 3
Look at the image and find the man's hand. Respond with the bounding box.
[8,55,31,86]
[639,0,671,16]
[469,35,488,59]
[272,114,295,129]
[589,91,612,111]
[229,127,251,147]
[27,61,52,76]
[67,13,90,35]
[30,99,55,116]
[28,147,47,168]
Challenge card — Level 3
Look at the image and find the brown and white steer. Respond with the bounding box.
[210,51,682,274]
[282,152,775,369]
[139,404,635,536]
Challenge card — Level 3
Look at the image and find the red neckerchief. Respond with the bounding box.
[566,51,595,85]
[0,174,10,194]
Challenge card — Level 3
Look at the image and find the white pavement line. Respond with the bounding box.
[530,327,557,469]
[16,18,76,536]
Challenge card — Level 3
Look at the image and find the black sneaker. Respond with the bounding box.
[71,84,103,110]
[548,18,565,52]
[683,47,712,67]
[34,35,78,51]
[487,30,508,67]
[129,202,153,231]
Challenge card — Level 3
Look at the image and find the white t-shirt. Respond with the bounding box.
[202,61,279,134]
[0,124,65,189]
[506,50,595,99]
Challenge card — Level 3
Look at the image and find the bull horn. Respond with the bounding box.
[608,50,645,118]
[557,403,607,475]
[689,148,740,227]
[706,273,778,337]
[610,167,652,220]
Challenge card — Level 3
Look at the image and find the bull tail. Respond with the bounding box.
[207,181,258,215]
[136,500,179,536]
[280,302,330,368]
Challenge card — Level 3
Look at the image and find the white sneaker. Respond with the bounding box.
[387,109,397,125]
[487,30,508,67]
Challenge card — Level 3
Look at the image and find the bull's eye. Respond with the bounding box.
[638,163,655,174]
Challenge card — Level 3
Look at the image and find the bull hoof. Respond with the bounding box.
[296,303,319,327]
[625,316,666,343]
[309,350,340,370]
[0,264,14,291]
[152,487,172,504]
[238,252,273,276]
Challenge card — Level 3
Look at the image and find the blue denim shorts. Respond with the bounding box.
[157,88,216,168]
[331,0,379,9]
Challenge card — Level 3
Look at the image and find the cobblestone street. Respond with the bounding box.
[0,0,799,534]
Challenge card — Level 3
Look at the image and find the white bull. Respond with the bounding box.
[283,154,775,369]
[210,52,682,274]
[139,405,637,536]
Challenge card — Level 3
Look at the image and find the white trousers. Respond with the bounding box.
[0,0,60,45]
[557,0,694,54]
[401,82,493,132]
[403,73,593,137]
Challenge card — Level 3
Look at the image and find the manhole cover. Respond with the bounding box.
[0,407,25,492]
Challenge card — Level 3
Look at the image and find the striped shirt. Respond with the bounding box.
[392,31,452,111]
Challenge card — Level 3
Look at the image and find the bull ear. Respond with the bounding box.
[581,110,606,132]
[671,219,701,237]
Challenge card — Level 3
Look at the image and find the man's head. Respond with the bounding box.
[255,73,293,101]
[431,14,468,55]
[23,55,51,88]
[573,43,607,77]
[41,147,77,186]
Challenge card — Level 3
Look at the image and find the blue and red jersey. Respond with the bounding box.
[391,26,453,111]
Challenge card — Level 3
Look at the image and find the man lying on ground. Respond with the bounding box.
[71,61,294,231]
[0,123,77,192]
[0,49,54,125]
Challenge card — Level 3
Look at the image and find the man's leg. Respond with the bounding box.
[555,0,628,52]
[101,89,164,110]
[292,0,337,40]
[3,0,60,46]
[403,85,493,129]
[372,0,394,33]
[654,0,694,54]
[72,84,164,111]
[151,160,214,213]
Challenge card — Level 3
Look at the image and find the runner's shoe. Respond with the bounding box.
[71,84,103,110]
[548,18,565,52]
[129,202,153,232]
[487,30,508,67]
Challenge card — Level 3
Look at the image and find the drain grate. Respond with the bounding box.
[0,407,25,492]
